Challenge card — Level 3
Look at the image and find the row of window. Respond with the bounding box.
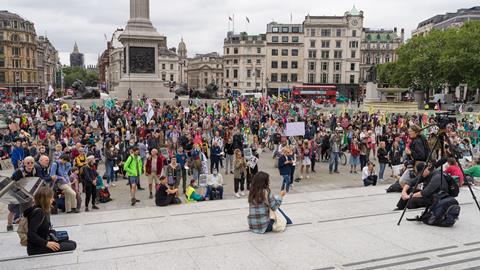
[271,36,300,43]
[226,82,261,88]
[225,69,261,79]
[366,43,392,49]
[365,55,391,64]
[225,47,262,54]
[271,61,298,69]
[308,49,357,59]
[0,71,36,84]
[161,63,175,70]
[0,58,36,69]
[226,59,262,65]
[308,62,356,71]
[0,20,34,31]
[161,73,175,82]
[270,73,298,82]
[271,26,301,33]
[307,73,356,84]
[307,28,357,38]
[309,40,359,49]
[271,49,299,56]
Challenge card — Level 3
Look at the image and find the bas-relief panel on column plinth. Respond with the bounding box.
[129,46,155,74]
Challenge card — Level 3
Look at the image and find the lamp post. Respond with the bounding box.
[15,72,20,102]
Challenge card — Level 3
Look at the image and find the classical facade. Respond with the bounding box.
[223,31,266,92]
[0,10,39,98]
[186,52,223,90]
[37,35,59,96]
[359,28,404,84]
[159,47,179,83]
[265,22,304,96]
[106,29,124,93]
[302,7,363,99]
[412,6,480,37]
[70,42,84,68]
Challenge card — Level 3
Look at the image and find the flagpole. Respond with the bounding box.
[233,13,235,34]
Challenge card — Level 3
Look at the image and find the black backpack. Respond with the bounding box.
[442,173,460,197]
[418,192,461,227]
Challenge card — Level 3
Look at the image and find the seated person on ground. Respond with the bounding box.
[96,175,112,203]
[156,176,180,207]
[205,169,224,200]
[463,158,480,178]
[24,186,77,255]
[396,162,450,210]
[186,179,205,202]
[444,157,463,186]
[361,161,378,186]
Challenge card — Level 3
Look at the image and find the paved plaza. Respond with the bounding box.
[1,149,480,269]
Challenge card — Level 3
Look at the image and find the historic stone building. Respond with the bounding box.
[265,22,304,96]
[70,42,84,68]
[223,31,266,93]
[186,52,223,90]
[412,6,480,37]
[302,7,363,99]
[359,28,404,85]
[159,47,179,84]
[37,35,59,96]
[0,10,39,98]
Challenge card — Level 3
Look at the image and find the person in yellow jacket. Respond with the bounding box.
[186,179,205,202]
[123,147,143,206]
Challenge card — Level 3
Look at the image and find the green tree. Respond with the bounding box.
[62,66,98,88]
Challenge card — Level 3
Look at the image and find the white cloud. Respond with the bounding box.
[3,0,479,65]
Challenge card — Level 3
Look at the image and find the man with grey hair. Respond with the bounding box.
[7,157,43,231]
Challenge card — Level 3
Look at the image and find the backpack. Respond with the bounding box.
[386,181,403,193]
[17,208,44,246]
[418,192,461,227]
[442,173,460,197]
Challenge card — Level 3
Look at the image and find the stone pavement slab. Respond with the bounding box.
[1,185,480,269]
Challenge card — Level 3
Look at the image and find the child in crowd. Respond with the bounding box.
[70,167,82,211]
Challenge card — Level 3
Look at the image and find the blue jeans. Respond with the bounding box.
[281,174,291,192]
[106,160,115,184]
[379,162,387,180]
[329,152,339,172]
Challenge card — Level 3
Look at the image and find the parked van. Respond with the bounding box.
[241,92,262,99]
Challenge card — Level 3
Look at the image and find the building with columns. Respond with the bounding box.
[302,7,363,100]
[359,28,404,85]
[186,52,223,91]
[0,10,38,98]
[223,31,266,93]
[265,22,304,96]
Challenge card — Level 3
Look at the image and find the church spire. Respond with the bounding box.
[73,42,80,53]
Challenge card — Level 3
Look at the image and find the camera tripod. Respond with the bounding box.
[397,124,480,226]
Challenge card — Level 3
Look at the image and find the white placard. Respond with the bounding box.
[285,122,305,137]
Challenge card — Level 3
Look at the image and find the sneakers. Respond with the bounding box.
[6,224,13,231]
[111,183,116,187]
[138,187,145,191]
[235,193,241,198]
[92,205,99,210]
[379,178,385,182]
[306,175,310,179]
[131,198,136,206]
[240,191,246,196]
[149,193,153,199]
[85,207,89,212]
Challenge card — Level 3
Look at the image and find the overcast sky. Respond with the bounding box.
[3,0,479,66]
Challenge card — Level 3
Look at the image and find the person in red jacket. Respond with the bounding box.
[145,148,166,199]
[349,138,360,174]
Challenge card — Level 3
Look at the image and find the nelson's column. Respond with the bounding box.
[113,0,173,99]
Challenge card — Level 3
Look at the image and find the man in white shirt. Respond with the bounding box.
[206,169,224,200]
[362,161,378,186]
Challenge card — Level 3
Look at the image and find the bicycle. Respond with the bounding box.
[324,149,347,166]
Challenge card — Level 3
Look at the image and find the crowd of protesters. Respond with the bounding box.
[1,95,479,233]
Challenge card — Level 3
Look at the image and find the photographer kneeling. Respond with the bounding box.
[396,163,449,210]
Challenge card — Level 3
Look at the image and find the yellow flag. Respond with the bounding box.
[369,105,374,115]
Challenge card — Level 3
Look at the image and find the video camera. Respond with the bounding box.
[434,112,457,130]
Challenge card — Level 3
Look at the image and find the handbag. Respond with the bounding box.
[266,193,286,232]
[49,229,69,242]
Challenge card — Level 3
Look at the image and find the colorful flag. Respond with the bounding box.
[48,85,54,97]
[147,101,154,123]
[104,109,109,132]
